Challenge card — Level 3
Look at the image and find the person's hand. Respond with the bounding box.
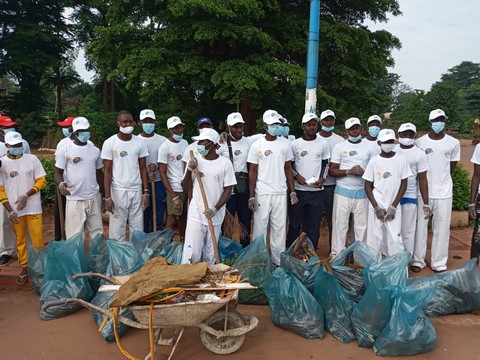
[172,196,183,211]
[468,203,476,219]
[101,197,107,214]
[147,163,157,182]
[294,174,307,185]
[349,165,364,176]
[15,194,29,211]
[219,132,229,144]
[187,157,198,172]
[8,211,19,224]
[203,207,217,219]
[312,179,325,188]
[142,193,150,210]
[105,197,115,214]
[58,182,71,196]
[290,192,299,205]
[248,197,256,212]
[374,206,386,221]
[385,205,396,221]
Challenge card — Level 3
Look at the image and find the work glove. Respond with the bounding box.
[424,205,433,219]
[468,203,476,219]
[374,206,386,221]
[290,192,299,205]
[58,182,71,196]
[15,194,29,211]
[203,207,217,219]
[105,197,115,214]
[8,211,19,224]
[142,193,150,210]
[187,157,198,172]
[147,163,157,182]
[248,197,256,212]
[172,196,183,212]
[385,205,396,221]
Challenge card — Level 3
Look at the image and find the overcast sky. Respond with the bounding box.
[75,0,480,92]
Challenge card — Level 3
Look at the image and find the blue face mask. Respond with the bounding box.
[142,123,155,135]
[321,125,334,132]
[267,124,281,136]
[368,126,381,138]
[76,131,90,143]
[431,122,445,134]
[172,133,183,142]
[348,135,362,143]
[197,144,209,156]
[62,128,71,137]
[3,128,16,134]
[281,126,290,137]
[9,146,24,156]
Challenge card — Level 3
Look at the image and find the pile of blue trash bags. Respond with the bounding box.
[237,236,480,357]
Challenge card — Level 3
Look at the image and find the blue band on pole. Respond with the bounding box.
[306,0,320,90]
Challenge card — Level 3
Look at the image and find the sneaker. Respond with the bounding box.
[0,254,12,266]
[410,265,422,273]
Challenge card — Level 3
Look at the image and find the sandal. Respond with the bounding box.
[16,273,28,285]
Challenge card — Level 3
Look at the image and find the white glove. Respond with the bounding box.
[142,193,150,210]
[290,192,299,205]
[248,197,256,212]
[15,194,29,211]
[58,182,71,196]
[374,207,386,221]
[423,205,432,219]
[385,205,396,221]
[203,207,217,219]
[187,157,198,171]
[105,197,115,214]
[172,196,183,211]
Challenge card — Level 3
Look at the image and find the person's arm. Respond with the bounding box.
[139,157,148,192]
[470,163,480,204]
[54,166,64,186]
[214,186,233,210]
[391,178,408,208]
[181,168,193,193]
[96,169,105,197]
[450,161,457,175]
[418,171,429,206]
[364,180,379,209]
[248,163,258,200]
[313,159,329,188]
[284,161,295,193]
[329,162,347,177]
[103,159,113,199]
[159,163,176,198]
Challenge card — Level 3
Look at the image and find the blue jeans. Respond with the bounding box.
[144,180,167,233]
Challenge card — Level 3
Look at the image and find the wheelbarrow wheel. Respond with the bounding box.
[199,308,246,355]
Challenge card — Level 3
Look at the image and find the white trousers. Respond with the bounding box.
[65,193,103,243]
[331,193,368,255]
[400,203,417,256]
[252,193,287,266]
[413,197,452,271]
[0,207,16,257]
[109,188,144,242]
[366,205,404,257]
[181,219,221,265]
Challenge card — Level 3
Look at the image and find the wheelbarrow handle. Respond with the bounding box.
[72,272,117,284]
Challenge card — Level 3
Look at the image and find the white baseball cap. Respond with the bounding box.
[72,117,90,132]
[192,128,220,144]
[140,109,156,121]
[5,131,23,145]
[226,112,244,126]
[262,110,281,125]
[378,129,396,142]
[320,109,335,120]
[398,123,417,134]
[302,113,319,124]
[167,116,185,129]
[367,115,382,125]
[429,109,448,121]
[345,117,361,130]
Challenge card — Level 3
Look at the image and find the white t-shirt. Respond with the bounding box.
[330,140,373,191]
[395,145,429,199]
[416,134,461,199]
[362,153,412,209]
[0,154,46,216]
[471,144,480,192]
[55,137,73,155]
[101,134,149,191]
[138,133,167,182]
[219,136,254,173]
[55,142,103,200]
[292,136,330,192]
[318,132,344,186]
[187,155,236,226]
[247,136,294,195]
[364,138,381,157]
[158,139,188,192]
[0,140,31,156]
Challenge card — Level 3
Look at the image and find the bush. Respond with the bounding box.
[452,164,470,211]
[39,157,56,205]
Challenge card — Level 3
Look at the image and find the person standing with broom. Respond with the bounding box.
[181,128,236,264]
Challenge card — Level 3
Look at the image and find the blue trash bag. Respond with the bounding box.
[351,274,397,348]
[407,258,480,317]
[264,267,324,339]
[330,241,381,303]
[234,236,274,305]
[131,229,173,261]
[218,236,243,263]
[88,234,110,291]
[313,267,356,343]
[373,287,436,356]
[362,251,410,289]
[90,291,135,343]
[106,240,144,277]
[280,236,321,292]
[27,245,48,293]
[39,234,94,320]
[158,240,183,264]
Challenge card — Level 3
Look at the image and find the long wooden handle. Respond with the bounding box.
[56,186,66,240]
[151,181,157,232]
[189,150,221,264]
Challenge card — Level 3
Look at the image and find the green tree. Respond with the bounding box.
[440,61,480,91]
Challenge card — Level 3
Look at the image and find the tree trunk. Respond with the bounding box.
[240,95,257,135]
[110,79,115,112]
[55,66,63,121]
[102,75,108,112]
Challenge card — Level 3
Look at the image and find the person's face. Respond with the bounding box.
[368,120,381,128]
[198,139,215,153]
[431,117,446,124]
[398,130,415,139]
[346,124,362,137]
[117,113,135,128]
[7,142,22,150]
[229,123,244,139]
[321,116,335,128]
[169,124,184,136]
[301,119,318,136]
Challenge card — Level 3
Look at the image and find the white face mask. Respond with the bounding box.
[381,143,395,153]
[119,126,134,135]
[399,137,415,146]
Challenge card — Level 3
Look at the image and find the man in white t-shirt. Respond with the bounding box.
[138,109,167,232]
[181,129,236,264]
[158,116,189,241]
[363,129,411,256]
[395,123,430,266]
[413,109,460,272]
[0,132,46,284]
[101,110,150,241]
[364,115,382,156]
[0,115,32,155]
[287,113,330,250]
[247,109,296,266]
[220,112,253,248]
[55,117,104,242]
[317,109,344,250]
[279,115,296,142]
[469,143,480,260]
[329,117,373,257]
[183,117,215,162]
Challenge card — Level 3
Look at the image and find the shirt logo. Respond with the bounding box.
[119,151,128,157]
[215,173,222,182]
[176,154,182,161]
[264,150,272,156]
[9,171,19,178]
[382,172,392,179]
[72,157,82,164]
[300,150,308,157]
[425,148,433,155]
[349,151,358,156]
[234,150,242,156]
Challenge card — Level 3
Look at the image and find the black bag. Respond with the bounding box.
[227,138,249,194]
